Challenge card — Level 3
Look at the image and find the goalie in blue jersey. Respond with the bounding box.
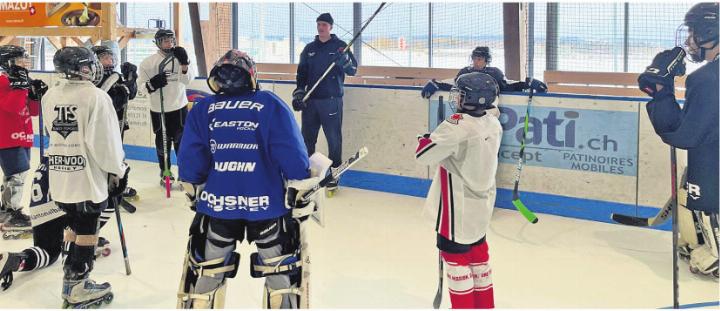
[177,50,328,308]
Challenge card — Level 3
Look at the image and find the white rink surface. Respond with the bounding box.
[0,154,718,308]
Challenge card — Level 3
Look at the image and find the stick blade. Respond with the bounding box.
[512,198,539,224]
[610,213,650,227]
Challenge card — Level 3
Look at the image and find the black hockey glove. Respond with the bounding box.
[121,62,138,82]
[8,67,31,90]
[334,51,352,70]
[638,47,686,99]
[109,166,130,197]
[421,79,439,99]
[292,88,307,111]
[146,72,168,93]
[173,46,190,66]
[28,79,48,101]
[526,78,547,93]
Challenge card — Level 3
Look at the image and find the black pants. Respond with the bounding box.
[301,97,343,168]
[150,107,188,175]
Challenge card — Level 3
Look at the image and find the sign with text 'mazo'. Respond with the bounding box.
[0,3,102,27]
[498,104,638,177]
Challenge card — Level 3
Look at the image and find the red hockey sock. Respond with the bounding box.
[470,241,494,308]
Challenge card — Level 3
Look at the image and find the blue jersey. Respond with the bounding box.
[178,90,310,221]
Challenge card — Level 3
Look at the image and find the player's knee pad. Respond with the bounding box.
[1,171,27,209]
[678,202,702,248]
[444,261,474,296]
[177,216,240,309]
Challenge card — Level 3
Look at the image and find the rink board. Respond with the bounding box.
[31,72,684,229]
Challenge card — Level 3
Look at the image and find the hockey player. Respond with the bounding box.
[43,46,128,308]
[177,49,325,308]
[416,72,503,308]
[420,46,547,99]
[0,44,47,237]
[138,29,195,188]
[92,45,140,204]
[637,2,719,278]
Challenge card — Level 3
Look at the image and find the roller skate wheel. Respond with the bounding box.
[326,190,336,198]
[689,266,700,274]
[127,195,139,202]
[103,293,114,304]
[102,249,111,257]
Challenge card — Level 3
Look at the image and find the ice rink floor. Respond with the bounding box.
[1,152,718,308]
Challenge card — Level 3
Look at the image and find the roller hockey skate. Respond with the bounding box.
[0,251,27,291]
[94,237,111,259]
[122,187,139,202]
[325,168,339,198]
[61,277,114,309]
[1,209,32,240]
[688,246,719,279]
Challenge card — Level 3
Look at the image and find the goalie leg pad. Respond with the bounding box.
[177,215,240,309]
[249,217,303,309]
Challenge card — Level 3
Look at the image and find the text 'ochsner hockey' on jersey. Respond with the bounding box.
[199,191,271,213]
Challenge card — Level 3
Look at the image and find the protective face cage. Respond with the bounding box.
[96,51,116,72]
[675,23,719,63]
[155,36,176,53]
[58,59,103,86]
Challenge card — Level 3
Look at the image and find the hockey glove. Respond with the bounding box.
[180,181,205,211]
[146,72,169,93]
[421,80,439,99]
[416,133,431,141]
[121,62,138,82]
[28,79,48,101]
[8,67,31,90]
[526,78,548,93]
[638,47,686,98]
[173,46,190,66]
[285,176,323,220]
[292,88,307,111]
[334,51,352,70]
[109,166,130,197]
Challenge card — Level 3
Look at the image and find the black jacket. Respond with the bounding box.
[296,34,357,100]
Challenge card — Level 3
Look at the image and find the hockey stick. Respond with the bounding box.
[158,54,174,198]
[511,87,539,224]
[302,3,387,102]
[670,146,679,309]
[432,253,443,309]
[114,97,133,275]
[611,167,687,227]
[297,147,369,203]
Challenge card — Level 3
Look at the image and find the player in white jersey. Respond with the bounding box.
[42,46,128,308]
[415,72,503,309]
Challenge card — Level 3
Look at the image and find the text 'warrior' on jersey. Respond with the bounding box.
[179,91,310,221]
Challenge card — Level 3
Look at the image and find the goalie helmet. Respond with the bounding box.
[53,47,103,85]
[451,72,499,116]
[207,49,259,95]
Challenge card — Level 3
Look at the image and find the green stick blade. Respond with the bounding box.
[512,199,539,224]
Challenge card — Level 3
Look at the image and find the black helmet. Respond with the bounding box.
[0,45,29,76]
[451,72,499,116]
[471,46,492,63]
[207,49,259,95]
[154,29,176,53]
[91,45,116,72]
[53,47,103,85]
[678,3,719,62]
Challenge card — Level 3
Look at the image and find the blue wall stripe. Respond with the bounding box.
[34,135,669,231]
[660,301,720,309]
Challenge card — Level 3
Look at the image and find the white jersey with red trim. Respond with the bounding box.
[415,110,503,244]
